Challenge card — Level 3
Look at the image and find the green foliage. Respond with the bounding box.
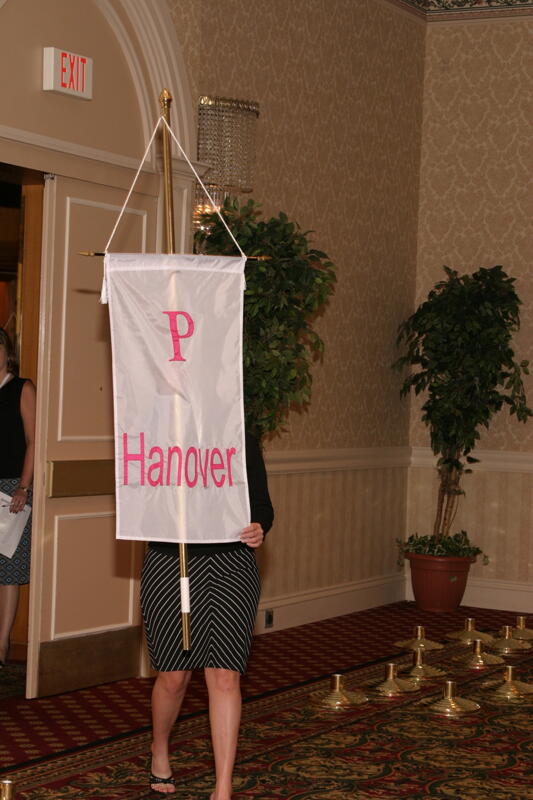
[195,197,336,438]
[393,265,531,547]
[394,266,531,459]
[397,531,488,563]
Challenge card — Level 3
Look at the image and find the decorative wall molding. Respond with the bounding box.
[411,445,533,473]
[95,0,194,155]
[255,574,405,634]
[0,124,204,189]
[265,446,411,475]
[264,445,533,476]
[0,124,142,172]
[388,0,533,19]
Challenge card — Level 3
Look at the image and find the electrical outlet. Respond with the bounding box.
[264,608,274,628]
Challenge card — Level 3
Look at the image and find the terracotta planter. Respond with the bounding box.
[406,552,475,613]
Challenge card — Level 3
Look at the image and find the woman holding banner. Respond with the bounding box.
[141,432,273,798]
[0,328,36,669]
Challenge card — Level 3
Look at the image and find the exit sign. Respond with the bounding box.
[43,47,93,100]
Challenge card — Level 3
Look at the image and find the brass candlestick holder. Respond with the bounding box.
[394,625,443,652]
[490,625,532,655]
[513,615,533,641]
[446,617,494,645]
[496,664,533,695]
[375,662,420,697]
[489,665,532,703]
[0,780,15,800]
[310,673,368,709]
[428,680,480,717]
[403,647,446,681]
[456,638,505,670]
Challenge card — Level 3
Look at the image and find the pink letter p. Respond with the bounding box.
[163,311,195,362]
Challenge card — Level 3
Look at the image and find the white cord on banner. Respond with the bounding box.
[161,117,247,260]
[103,115,247,261]
[104,117,162,253]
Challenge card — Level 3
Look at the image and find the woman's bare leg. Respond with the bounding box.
[0,584,20,662]
[204,667,241,800]
[150,669,192,794]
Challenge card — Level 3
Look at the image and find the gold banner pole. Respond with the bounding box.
[160,88,191,651]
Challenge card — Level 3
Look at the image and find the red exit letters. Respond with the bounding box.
[61,51,87,92]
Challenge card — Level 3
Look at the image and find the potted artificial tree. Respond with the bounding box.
[195,196,336,437]
[394,265,531,612]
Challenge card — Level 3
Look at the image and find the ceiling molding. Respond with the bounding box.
[387,0,533,20]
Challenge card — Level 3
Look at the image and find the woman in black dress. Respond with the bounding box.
[141,432,273,798]
[0,328,36,668]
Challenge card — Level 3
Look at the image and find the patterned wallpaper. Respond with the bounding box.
[168,1,532,455]
[414,18,533,452]
[168,0,426,450]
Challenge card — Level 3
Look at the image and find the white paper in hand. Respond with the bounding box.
[0,491,31,558]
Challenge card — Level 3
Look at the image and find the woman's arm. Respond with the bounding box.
[10,379,36,513]
[240,432,274,548]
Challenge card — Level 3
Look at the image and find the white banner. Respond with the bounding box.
[104,253,249,544]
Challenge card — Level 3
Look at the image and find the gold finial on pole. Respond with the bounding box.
[159,88,190,651]
[159,89,176,255]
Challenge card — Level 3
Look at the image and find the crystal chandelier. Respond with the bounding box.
[194,95,259,230]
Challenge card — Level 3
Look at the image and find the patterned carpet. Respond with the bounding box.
[1,602,531,798]
[3,645,533,799]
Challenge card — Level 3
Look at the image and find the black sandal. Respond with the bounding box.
[150,773,178,793]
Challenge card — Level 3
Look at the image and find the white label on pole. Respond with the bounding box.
[180,577,191,613]
[42,47,93,100]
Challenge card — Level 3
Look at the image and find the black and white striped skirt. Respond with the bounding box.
[141,547,261,674]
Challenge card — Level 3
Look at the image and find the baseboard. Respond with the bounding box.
[404,575,533,614]
[462,578,533,613]
[254,574,405,634]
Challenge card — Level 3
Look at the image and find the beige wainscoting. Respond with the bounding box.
[254,448,410,633]
[407,448,533,612]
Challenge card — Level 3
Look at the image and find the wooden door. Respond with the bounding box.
[27,173,159,697]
